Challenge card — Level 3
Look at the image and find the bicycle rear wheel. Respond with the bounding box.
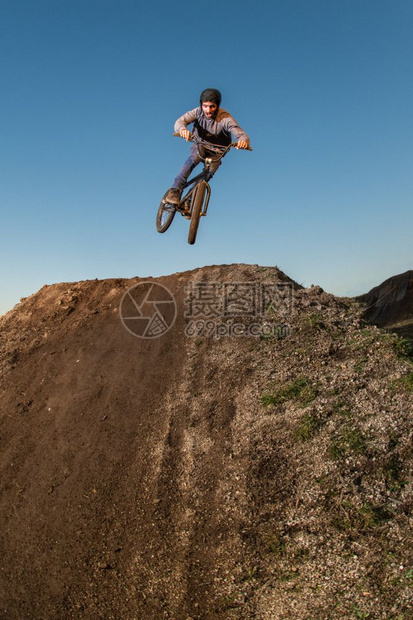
[156,191,177,233]
[188,182,206,245]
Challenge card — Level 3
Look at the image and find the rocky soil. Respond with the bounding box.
[0,264,412,619]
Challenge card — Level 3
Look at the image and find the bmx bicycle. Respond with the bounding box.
[156,134,252,245]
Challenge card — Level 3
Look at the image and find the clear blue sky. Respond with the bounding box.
[1,0,412,315]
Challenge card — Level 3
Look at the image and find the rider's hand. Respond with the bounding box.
[180,128,191,141]
[236,140,249,150]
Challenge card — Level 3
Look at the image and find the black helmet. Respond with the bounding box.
[200,88,222,108]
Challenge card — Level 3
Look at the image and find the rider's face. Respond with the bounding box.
[202,101,217,119]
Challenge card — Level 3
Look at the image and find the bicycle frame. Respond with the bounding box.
[176,134,234,216]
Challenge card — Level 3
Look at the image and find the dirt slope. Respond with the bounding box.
[0,264,412,619]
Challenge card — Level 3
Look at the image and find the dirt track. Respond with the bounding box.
[0,265,412,619]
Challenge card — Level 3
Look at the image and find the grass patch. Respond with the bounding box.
[306,313,326,330]
[329,426,367,459]
[278,569,299,582]
[334,501,393,532]
[391,372,413,392]
[392,337,413,361]
[354,359,367,374]
[261,377,317,408]
[383,454,405,492]
[351,605,371,619]
[331,400,353,417]
[295,411,324,441]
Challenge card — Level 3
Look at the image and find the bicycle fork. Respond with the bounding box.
[198,181,211,216]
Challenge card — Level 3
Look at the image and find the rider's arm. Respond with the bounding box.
[219,111,250,148]
[174,107,199,136]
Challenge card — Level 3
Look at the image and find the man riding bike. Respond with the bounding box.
[165,88,250,205]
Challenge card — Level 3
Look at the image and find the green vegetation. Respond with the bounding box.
[261,377,317,408]
[329,426,367,459]
[333,501,393,532]
[347,328,377,350]
[241,566,257,582]
[383,454,405,492]
[390,371,413,393]
[397,371,413,391]
[278,569,299,582]
[351,605,371,619]
[295,411,324,441]
[330,400,352,417]
[306,313,326,330]
[392,337,413,361]
[354,359,367,374]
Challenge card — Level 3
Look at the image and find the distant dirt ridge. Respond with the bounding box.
[357,270,413,340]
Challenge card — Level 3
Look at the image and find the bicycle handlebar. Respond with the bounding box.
[173,132,253,153]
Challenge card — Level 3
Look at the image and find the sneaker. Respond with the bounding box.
[165,188,182,204]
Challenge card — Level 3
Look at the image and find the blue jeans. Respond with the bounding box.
[172,144,222,190]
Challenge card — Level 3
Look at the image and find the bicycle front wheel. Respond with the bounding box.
[156,192,177,233]
[188,182,206,245]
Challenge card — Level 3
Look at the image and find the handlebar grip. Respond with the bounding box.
[173,132,195,142]
[233,144,253,151]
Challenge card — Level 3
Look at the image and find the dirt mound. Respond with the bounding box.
[0,264,412,619]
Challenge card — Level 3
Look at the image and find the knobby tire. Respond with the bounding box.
[156,192,177,233]
[188,182,206,245]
